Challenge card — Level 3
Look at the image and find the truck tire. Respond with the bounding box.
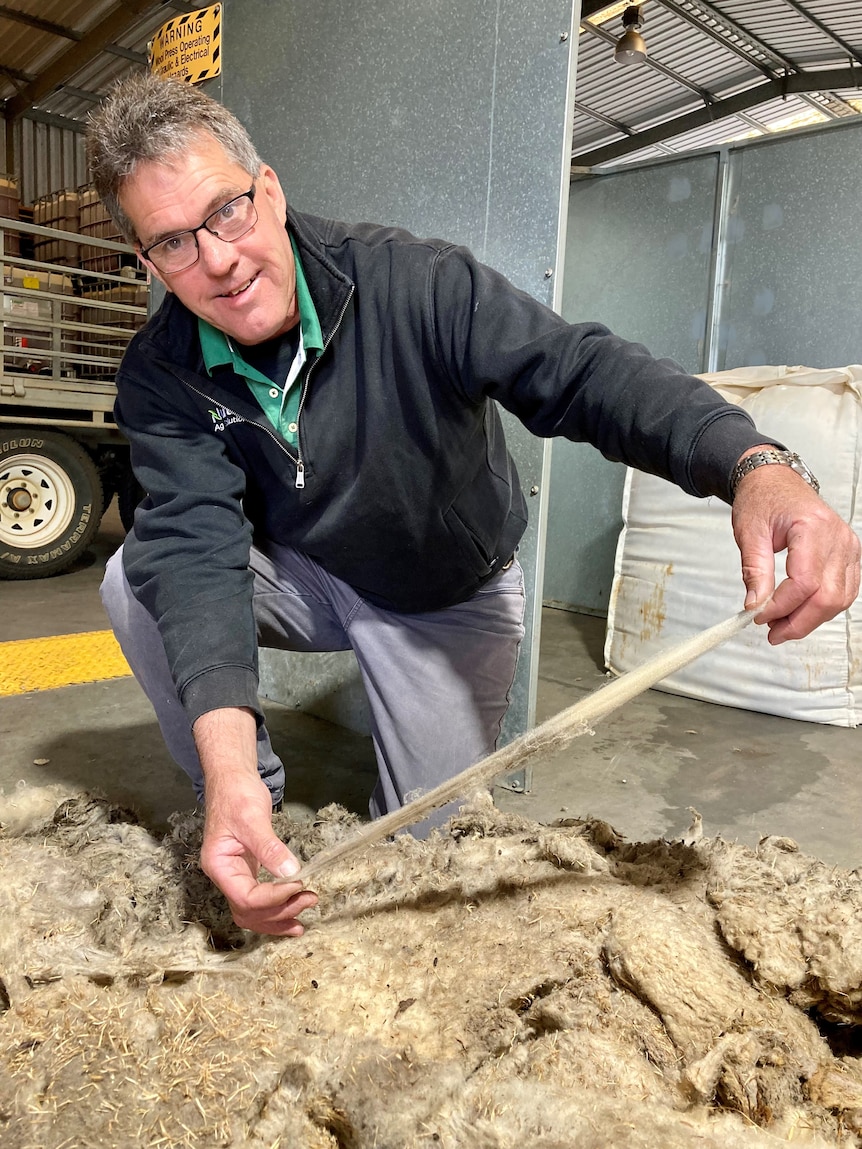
[0,429,103,579]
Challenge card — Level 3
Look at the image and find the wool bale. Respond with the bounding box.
[605,364,862,726]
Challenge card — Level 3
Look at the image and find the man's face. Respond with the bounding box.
[120,133,298,346]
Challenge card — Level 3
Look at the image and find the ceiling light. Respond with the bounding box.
[614,5,647,66]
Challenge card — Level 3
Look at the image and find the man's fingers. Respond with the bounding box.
[199,783,318,934]
[227,888,319,935]
[207,848,319,933]
[732,464,860,643]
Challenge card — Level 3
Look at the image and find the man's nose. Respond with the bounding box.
[196,228,239,274]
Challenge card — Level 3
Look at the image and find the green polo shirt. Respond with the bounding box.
[197,237,323,447]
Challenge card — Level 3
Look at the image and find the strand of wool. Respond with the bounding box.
[293,607,756,886]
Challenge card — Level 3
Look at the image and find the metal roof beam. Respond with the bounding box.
[581,18,716,103]
[574,99,637,135]
[777,0,862,68]
[0,4,78,39]
[650,0,777,80]
[821,90,862,114]
[106,44,148,65]
[580,1,619,19]
[0,63,34,86]
[0,2,146,65]
[60,85,104,105]
[736,111,769,133]
[574,67,862,166]
[572,101,679,154]
[798,92,841,119]
[23,107,87,134]
[678,0,800,72]
[3,0,156,123]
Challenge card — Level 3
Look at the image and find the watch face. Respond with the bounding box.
[789,455,819,491]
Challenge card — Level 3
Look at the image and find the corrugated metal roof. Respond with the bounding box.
[574,0,862,169]
[0,1,859,179]
[0,1,186,123]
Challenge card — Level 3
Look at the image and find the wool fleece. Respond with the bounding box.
[2,792,862,1148]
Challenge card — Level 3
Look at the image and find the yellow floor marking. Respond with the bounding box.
[0,630,132,697]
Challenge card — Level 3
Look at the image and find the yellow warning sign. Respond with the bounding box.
[149,4,221,85]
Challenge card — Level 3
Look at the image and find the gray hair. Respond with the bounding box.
[85,72,262,243]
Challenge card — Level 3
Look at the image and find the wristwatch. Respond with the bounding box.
[730,449,820,499]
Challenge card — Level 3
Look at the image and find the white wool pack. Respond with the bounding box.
[604,364,862,727]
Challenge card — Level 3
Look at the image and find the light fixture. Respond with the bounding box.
[614,5,647,66]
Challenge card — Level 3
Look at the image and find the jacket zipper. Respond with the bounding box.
[167,284,354,490]
[170,369,301,477]
[293,286,355,485]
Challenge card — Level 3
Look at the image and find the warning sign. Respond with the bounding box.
[148,4,221,85]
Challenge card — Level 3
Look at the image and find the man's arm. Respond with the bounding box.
[731,447,860,642]
[429,250,860,633]
[194,707,318,934]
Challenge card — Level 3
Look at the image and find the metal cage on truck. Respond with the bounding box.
[0,212,148,579]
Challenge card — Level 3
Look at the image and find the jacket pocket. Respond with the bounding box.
[442,455,523,580]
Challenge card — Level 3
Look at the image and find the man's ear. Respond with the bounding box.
[136,249,173,293]
[258,162,287,223]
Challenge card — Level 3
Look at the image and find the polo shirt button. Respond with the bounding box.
[288,421,298,433]
[269,387,279,398]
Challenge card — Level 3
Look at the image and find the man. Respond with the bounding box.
[87,74,859,938]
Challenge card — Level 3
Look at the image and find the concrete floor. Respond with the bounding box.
[2,504,860,869]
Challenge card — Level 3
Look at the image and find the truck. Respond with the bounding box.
[0,211,148,580]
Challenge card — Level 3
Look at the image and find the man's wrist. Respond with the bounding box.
[193,706,260,781]
[730,447,820,500]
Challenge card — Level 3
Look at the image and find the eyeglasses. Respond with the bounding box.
[140,183,258,274]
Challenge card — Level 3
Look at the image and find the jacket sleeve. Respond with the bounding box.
[428,245,780,503]
[114,351,261,727]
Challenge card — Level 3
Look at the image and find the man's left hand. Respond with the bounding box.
[732,462,860,643]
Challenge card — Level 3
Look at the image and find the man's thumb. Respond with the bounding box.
[255,831,301,880]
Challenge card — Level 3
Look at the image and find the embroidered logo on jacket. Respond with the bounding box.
[209,406,243,432]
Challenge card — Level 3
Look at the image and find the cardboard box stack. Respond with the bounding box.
[32,189,81,265]
[2,182,146,378]
[78,278,148,378]
[79,184,128,275]
[0,174,20,257]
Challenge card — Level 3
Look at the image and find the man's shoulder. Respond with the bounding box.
[120,292,200,375]
[290,208,458,267]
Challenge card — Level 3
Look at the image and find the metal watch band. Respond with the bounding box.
[730,449,820,499]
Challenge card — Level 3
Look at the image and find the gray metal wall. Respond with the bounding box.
[548,119,862,615]
[547,153,718,613]
[15,119,88,205]
[215,0,579,743]
[717,124,862,371]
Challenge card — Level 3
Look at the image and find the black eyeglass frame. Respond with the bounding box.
[140,182,258,272]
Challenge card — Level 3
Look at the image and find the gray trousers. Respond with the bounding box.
[100,541,526,820]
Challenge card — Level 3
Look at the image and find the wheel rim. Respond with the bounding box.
[0,451,77,548]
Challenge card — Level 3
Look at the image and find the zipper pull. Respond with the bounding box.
[295,460,305,489]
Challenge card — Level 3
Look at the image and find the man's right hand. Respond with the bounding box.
[194,707,319,935]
